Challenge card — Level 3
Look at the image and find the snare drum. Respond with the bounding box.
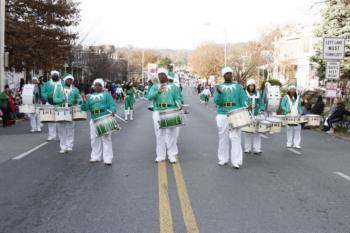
[241,120,258,133]
[257,120,272,133]
[159,108,184,129]
[39,105,55,122]
[72,105,87,121]
[227,107,252,128]
[298,116,308,124]
[305,114,321,126]
[276,115,287,126]
[93,114,120,136]
[266,117,282,133]
[285,116,300,125]
[55,107,72,122]
[19,104,36,114]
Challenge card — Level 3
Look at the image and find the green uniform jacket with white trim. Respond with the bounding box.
[214,82,248,115]
[246,90,266,116]
[41,80,63,105]
[169,83,183,102]
[81,91,117,120]
[280,95,302,115]
[53,84,82,106]
[146,83,182,111]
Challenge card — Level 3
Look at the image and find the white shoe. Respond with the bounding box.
[89,158,101,163]
[294,145,302,149]
[47,137,55,141]
[66,148,73,152]
[327,130,334,134]
[37,128,41,132]
[104,161,112,166]
[155,157,165,163]
[30,129,35,133]
[286,144,292,148]
[218,161,228,166]
[59,149,66,154]
[169,157,177,164]
[232,164,240,169]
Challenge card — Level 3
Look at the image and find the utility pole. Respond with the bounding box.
[0,0,5,91]
[141,49,145,86]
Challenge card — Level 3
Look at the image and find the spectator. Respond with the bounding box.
[323,98,350,133]
[0,85,10,127]
[310,96,325,115]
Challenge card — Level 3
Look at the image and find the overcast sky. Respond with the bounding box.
[77,0,322,50]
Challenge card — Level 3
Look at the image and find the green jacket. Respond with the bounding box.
[169,83,183,102]
[41,80,63,105]
[125,88,136,99]
[246,90,266,116]
[53,84,82,106]
[81,91,117,120]
[214,82,248,114]
[0,92,9,108]
[280,95,302,115]
[146,83,182,111]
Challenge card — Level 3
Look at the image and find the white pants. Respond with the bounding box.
[90,120,113,163]
[153,111,178,160]
[57,122,75,150]
[286,124,301,147]
[216,114,243,166]
[29,113,41,131]
[48,123,57,139]
[244,133,261,152]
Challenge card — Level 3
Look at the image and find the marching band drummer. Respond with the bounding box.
[214,67,247,169]
[244,79,266,155]
[53,74,82,153]
[29,77,42,132]
[81,79,117,165]
[41,70,62,141]
[281,84,302,149]
[146,68,182,164]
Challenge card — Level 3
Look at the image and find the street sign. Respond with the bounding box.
[323,37,345,60]
[325,82,337,98]
[326,61,340,80]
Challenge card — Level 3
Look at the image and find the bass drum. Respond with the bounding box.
[22,84,35,105]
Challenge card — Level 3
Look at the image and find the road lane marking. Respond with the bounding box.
[12,142,48,160]
[334,172,350,181]
[287,148,302,155]
[158,162,174,233]
[172,160,199,233]
[260,134,269,139]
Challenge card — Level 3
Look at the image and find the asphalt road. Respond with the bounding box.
[0,88,350,233]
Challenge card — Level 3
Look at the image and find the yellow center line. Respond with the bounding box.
[173,160,200,233]
[158,161,174,233]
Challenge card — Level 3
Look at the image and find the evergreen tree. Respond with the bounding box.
[312,0,350,79]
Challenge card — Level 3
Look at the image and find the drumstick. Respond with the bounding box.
[107,109,127,123]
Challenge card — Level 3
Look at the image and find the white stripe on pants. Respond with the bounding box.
[244,133,261,152]
[57,122,75,150]
[286,124,301,147]
[29,113,41,130]
[90,120,113,163]
[152,111,178,160]
[216,114,243,166]
[48,123,57,139]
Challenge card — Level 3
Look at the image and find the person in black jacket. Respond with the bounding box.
[311,95,324,115]
[323,98,350,132]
